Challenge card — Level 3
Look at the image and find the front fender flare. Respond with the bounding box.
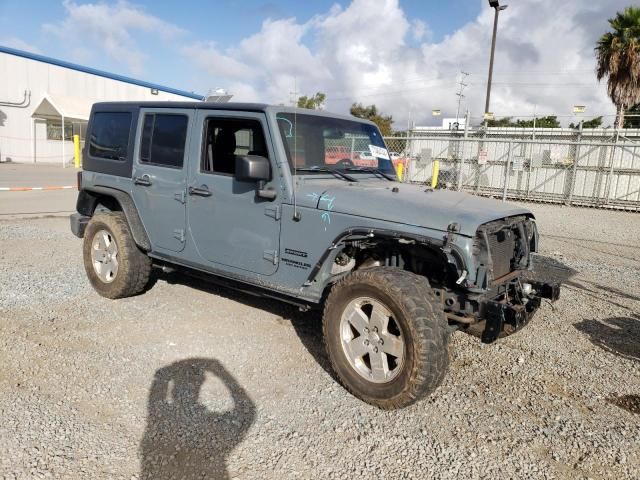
[304,227,464,288]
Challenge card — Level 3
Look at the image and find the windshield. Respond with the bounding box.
[276,112,395,174]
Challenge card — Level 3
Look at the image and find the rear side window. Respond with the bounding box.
[140,114,188,168]
[89,112,132,161]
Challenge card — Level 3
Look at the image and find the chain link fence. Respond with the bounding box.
[383,132,640,212]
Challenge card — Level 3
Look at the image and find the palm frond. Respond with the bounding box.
[595,6,640,110]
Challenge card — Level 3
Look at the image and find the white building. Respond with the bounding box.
[413,117,467,132]
[0,46,204,165]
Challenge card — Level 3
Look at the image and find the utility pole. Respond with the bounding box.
[455,71,469,131]
[484,1,508,125]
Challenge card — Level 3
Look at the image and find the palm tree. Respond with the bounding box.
[596,6,640,129]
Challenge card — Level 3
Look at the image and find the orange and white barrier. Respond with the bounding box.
[0,185,74,192]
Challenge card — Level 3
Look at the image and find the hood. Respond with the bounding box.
[295,178,531,237]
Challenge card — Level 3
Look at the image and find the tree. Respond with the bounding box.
[516,116,560,128]
[569,117,604,129]
[487,116,516,127]
[624,104,640,128]
[297,92,326,110]
[349,103,394,136]
[596,7,640,129]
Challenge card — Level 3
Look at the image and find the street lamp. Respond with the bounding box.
[484,0,508,124]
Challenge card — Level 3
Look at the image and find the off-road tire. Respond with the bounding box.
[323,267,450,409]
[83,212,152,299]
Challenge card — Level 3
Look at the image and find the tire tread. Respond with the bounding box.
[322,267,450,409]
[83,212,152,299]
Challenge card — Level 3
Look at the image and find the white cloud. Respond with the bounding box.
[182,41,254,80]
[0,37,42,54]
[43,0,183,76]
[183,0,627,127]
[182,16,333,105]
[411,19,430,42]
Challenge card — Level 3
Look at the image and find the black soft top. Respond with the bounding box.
[84,102,373,177]
[91,101,270,112]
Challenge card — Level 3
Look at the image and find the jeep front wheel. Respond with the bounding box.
[322,267,450,409]
[83,212,152,299]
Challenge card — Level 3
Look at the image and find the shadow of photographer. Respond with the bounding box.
[575,313,640,362]
[140,358,256,480]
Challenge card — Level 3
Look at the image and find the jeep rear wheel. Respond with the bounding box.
[83,212,152,299]
[323,267,450,409]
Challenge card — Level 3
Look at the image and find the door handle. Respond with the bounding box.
[134,174,152,186]
[188,185,212,197]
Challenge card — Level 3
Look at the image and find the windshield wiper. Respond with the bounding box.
[296,166,358,182]
[345,166,396,181]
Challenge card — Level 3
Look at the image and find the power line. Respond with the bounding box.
[473,82,597,87]
[455,71,469,128]
[324,81,602,102]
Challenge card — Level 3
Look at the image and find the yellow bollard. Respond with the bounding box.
[395,162,404,181]
[431,160,440,188]
[73,134,81,168]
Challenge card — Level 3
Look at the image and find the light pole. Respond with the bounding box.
[484,0,508,124]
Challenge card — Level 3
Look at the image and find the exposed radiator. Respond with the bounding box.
[488,228,517,279]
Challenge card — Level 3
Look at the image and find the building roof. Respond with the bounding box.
[32,94,93,121]
[0,45,204,101]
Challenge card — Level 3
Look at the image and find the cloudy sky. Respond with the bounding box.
[0,0,630,127]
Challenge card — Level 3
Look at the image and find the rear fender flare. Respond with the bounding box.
[77,187,151,251]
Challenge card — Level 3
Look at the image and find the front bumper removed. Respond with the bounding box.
[481,280,560,344]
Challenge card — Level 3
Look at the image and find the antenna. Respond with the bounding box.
[455,71,469,130]
[290,79,301,221]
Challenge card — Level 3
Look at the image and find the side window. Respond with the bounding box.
[201,118,268,175]
[89,112,132,161]
[139,113,188,168]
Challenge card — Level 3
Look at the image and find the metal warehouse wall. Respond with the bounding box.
[0,51,199,165]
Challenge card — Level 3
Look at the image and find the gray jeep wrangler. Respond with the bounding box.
[71,102,560,409]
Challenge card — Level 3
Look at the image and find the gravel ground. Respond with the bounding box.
[0,203,639,479]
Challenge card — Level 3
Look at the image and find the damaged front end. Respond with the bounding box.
[444,215,561,343]
[471,279,560,343]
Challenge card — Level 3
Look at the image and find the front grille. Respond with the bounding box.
[487,228,518,279]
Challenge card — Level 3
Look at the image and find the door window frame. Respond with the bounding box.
[133,108,194,171]
[199,114,272,178]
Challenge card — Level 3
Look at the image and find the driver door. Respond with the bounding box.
[187,110,281,276]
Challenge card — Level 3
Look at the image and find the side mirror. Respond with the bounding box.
[235,155,277,200]
[235,155,270,182]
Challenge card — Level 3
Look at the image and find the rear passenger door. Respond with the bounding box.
[131,108,193,253]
